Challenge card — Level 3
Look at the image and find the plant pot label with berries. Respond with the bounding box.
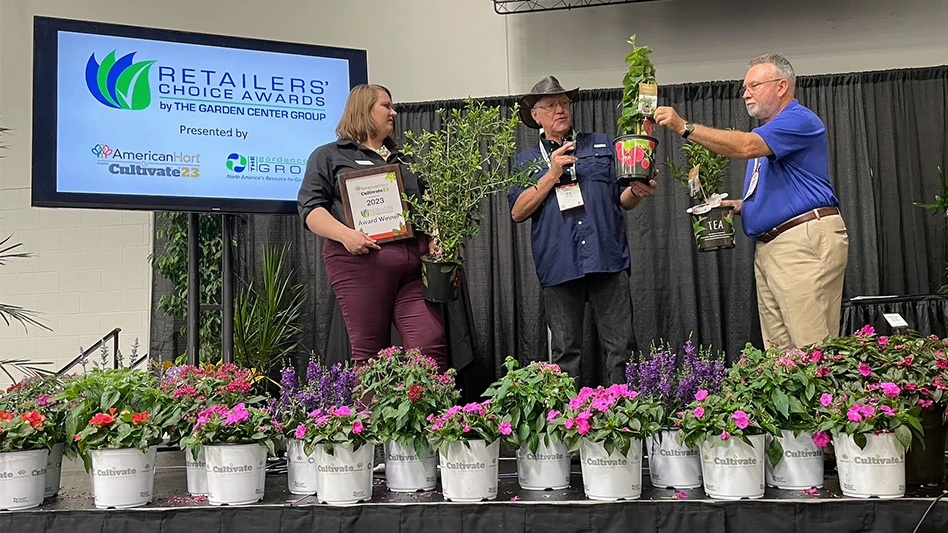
[614,135,659,184]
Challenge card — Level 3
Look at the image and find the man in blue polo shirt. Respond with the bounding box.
[654,54,849,349]
[509,76,657,386]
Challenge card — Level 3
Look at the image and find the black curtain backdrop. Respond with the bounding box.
[150,66,948,395]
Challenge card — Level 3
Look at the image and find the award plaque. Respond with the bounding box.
[338,164,413,243]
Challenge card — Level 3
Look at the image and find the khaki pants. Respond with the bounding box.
[754,214,849,349]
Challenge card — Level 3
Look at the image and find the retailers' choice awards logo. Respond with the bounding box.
[85,50,156,110]
[226,153,248,172]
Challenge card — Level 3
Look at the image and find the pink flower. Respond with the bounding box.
[334,406,352,417]
[812,431,830,447]
[307,409,323,418]
[878,336,888,346]
[675,491,687,499]
[803,487,820,495]
[880,405,897,416]
[499,421,512,435]
[847,406,863,422]
[510,496,520,502]
[858,363,872,377]
[576,419,590,435]
[857,325,875,336]
[693,407,706,419]
[295,425,306,439]
[568,397,584,410]
[224,403,249,425]
[463,425,471,433]
[880,382,900,398]
[720,431,730,440]
[905,383,917,391]
[547,410,560,422]
[820,393,833,407]
[732,410,750,430]
[816,367,831,378]
[592,397,613,412]
[315,415,329,425]
[426,413,435,422]
[918,399,934,408]
[695,390,709,401]
[565,418,575,430]
[352,420,364,434]
[577,410,593,421]
[809,349,823,363]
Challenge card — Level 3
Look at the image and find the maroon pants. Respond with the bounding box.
[322,236,448,371]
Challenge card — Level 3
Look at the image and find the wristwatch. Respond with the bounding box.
[682,122,696,139]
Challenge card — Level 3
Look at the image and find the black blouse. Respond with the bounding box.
[296,138,424,231]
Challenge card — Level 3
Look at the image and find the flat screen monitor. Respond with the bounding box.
[32,16,367,214]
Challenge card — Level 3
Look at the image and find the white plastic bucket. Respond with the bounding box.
[765,430,824,489]
[516,440,570,490]
[439,440,499,502]
[384,440,437,492]
[0,449,48,510]
[204,444,267,506]
[89,446,157,509]
[314,443,374,504]
[646,429,701,489]
[580,439,643,501]
[835,433,905,498]
[700,434,765,500]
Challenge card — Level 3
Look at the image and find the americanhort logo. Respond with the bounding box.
[86,50,156,110]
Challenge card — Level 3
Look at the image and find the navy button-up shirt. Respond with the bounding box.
[508,131,631,288]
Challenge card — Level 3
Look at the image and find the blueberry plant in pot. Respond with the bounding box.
[614,35,659,186]
[401,100,536,302]
[667,141,735,252]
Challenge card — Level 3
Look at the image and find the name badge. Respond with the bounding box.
[355,160,375,166]
[555,183,584,211]
[594,143,607,148]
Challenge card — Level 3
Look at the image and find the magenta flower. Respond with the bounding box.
[675,491,687,500]
[880,382,900,398]
[732,410,750,430]
[878,336,888,346]
[820,393,833,407]
[695,390,709,401]
[315,415,330,425]
[720,431,730,440]
[462,425,471,433]
[334,406,352,417]
[499,421,512,435]
[858,363,872,377]
[352,420,364,434]
[812,431,830,447]
[879,405,897,416]
[564,418,575,430]
[307,409,323,418]
[919,399,934,408]
[224,403,249,425]
[576,419,590,435]
[693,407,706,419]
[847,406,863,422]
[568,397,584,410]
[295,424,306,439]
[857,325,875,336]
[547,410,560,422]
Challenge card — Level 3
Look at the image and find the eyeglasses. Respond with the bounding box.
[739,79,784,96]
[533,100,571,112]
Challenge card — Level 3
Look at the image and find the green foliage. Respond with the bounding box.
[913,166,948,293]
[0,411,52,452]
[428,400,500,454]
[233,245,305,375]
[180,403,278,459]
[675,389,774,450]
[0,375,67,443]
[0,235,52,335]
[73,410,164,460]
[482,357,575,454]
[401,100,536,262]
[666,141,731,202]
[617,35,657,137]
[294,406,375,456]
[150,213,223,361]
[355,347,459,459]
[553,385,664,457]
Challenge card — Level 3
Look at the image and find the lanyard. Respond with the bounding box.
[538,130,577,182]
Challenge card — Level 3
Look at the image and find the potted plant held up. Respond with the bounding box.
[615,35,659,186]
[402,100,536,302]
[667,141,736,252]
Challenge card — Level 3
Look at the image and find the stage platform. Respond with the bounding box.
[2,450,947,533]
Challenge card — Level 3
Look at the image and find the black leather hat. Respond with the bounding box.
[518,76,579,129]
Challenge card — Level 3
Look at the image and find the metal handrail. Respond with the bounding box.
[55,328,121,375]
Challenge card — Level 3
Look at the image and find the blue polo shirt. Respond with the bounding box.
[508,131,631,288]
[740,99,839,237]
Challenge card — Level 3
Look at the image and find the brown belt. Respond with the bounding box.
[756,207,840,243]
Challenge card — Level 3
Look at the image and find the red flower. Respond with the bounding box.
[131,412,151,425]
[108,407,117,415]
[20,411,46,429]
[408,384,424,403]
[89,413,116,426]
[0,411,13,422]
[73,434,82,442]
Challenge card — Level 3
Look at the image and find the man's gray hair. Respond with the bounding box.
[749,53,795,88]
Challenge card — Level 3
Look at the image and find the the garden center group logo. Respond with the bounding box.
[85,50,156,110]
[224,152,305,182]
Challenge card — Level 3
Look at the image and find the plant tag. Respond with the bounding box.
[688,165,702,198]
[555,183,584,211]
[882,313,909,328]
[638,83,658,116]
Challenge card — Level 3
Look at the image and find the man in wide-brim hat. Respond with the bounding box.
[507,75,657,387]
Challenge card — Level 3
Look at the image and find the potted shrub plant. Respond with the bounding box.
[554,384,663,501]
[483,357,575,491]
[677,389,775,500]
[667,141,736,252]
[271,360,356,496]
[429,400,502,501]
[614,35,659,186]
[814,385,923,498]
[0,409,51,510]
[819,326,947,485]
[158,362,265,496]
[728,345,828,490]
[180,403,277,506]
[401,100,536,302]
[294,405,376,504]
[356,346,458,492]
[626,339,726,489]
[1,375,67,498]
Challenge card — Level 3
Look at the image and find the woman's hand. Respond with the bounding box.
[341,228,380,255]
